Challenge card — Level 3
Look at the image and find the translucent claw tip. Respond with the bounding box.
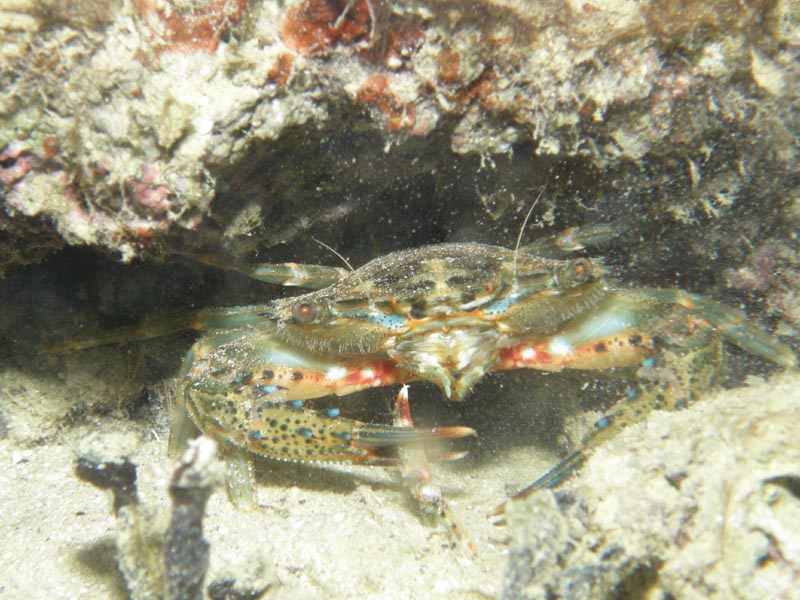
[438,450,470,462]
[488,508,508,527]
[431,425,477,439]
[487,502,507,519]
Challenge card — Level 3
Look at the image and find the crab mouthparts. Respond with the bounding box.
[389,324,503,401]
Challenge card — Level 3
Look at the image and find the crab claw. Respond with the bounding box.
[355,424,476,446]
[488,447,586,524]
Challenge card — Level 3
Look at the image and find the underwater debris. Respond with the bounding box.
[75,450,139,515]
[164,438,220,600]
[76,435,229,600]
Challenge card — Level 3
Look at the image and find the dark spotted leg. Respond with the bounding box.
[490,326,725,521]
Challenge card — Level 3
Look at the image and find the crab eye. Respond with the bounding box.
[568,258,593,283]
[291,300,318,324]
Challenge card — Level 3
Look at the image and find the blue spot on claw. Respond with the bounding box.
[324,408,341,418]
[290,400,304,410]
[254,384,279,397]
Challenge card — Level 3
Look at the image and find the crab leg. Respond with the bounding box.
[491,287,794,518]
[42,304,276,352]
[184,338,475,460]
[520,222,620,258]
[394,385,475,554]
[491,331,726,519]
[45,252,350,352]
[46,251,352,352]
[182,254,349,289]
[496,323,715,509]
[488,446,588,524]
[623,288,797,367]
[491,332,725,519]
[499,286,795,372]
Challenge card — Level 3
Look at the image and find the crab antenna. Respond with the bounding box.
[512,185,546,290]
[312,238,375,307]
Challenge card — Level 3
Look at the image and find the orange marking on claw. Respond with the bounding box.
[499,345,555,368]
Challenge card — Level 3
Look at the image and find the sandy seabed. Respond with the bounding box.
[1,356,798,599]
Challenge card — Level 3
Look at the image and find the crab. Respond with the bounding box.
[53,224,796,537]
